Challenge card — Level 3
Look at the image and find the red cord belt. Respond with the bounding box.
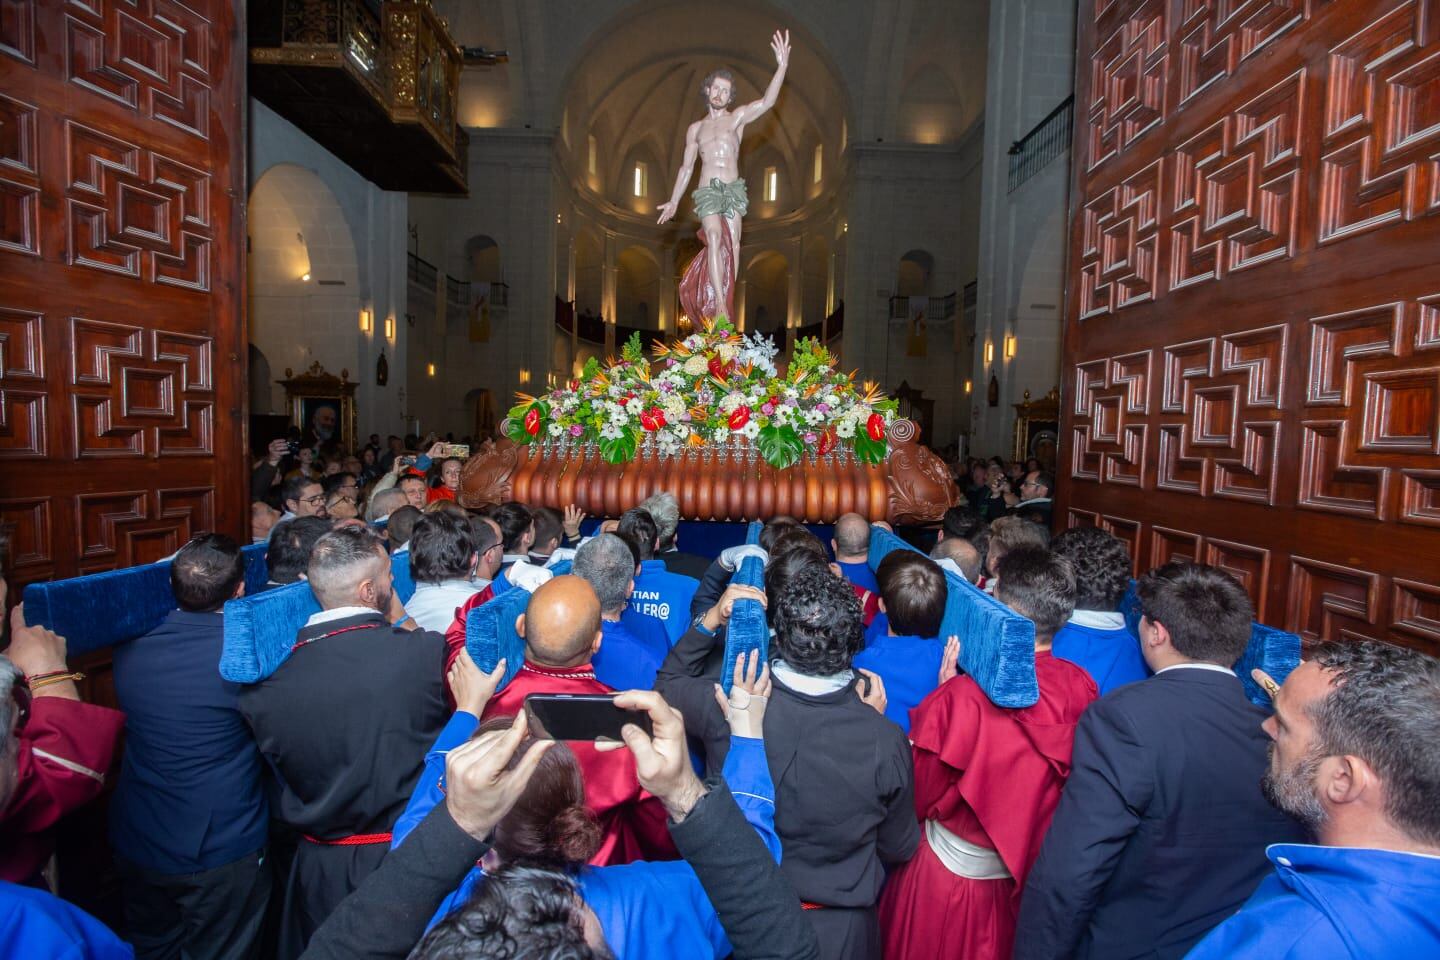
[302,832,393,846]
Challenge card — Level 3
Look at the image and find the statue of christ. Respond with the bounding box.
[658,29,791,323]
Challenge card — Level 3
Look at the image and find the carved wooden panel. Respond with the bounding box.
[1064,0,1440,654]
[0,1,244,656]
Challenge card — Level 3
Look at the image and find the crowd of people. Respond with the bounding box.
[0,434,1437,960]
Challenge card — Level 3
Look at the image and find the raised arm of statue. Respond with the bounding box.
[734,29,791,129]
[658,121,702,225]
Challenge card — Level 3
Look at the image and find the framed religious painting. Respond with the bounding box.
[1012,387,1060,471]
[279,362,358,455]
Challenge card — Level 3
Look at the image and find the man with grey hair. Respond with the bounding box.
[1187,640,1440,958]
[238,525,449,956]
[831,512,878,592]
[366,486,408,524]
[639,491,710,579]
[573,533,665,690]
[0,656,132,958]
[930,535,981,585]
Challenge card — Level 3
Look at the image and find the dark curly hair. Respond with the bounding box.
[770,566,864,676]
[763,546,830,626]
[1050,526,1131,611]
[411,864,600,959]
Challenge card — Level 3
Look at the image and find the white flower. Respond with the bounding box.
[824,393,840,407]
[662,396,686,419]
[773,406,794,426]
[741,420,761,439]
[803,409,824,426]
[717,343,738,362]
[718,392,744,414]
[624,396,643,415]
[836,418,856,439]
[683,355,708,376]
[711,426,728,442]
[599,423,623,440]
[547,423,563,437]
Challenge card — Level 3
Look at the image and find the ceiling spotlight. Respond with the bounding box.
[301,272,311,282]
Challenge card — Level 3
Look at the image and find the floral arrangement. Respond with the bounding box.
[504,317,899,468]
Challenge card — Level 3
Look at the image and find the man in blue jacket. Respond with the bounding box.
[572,533,665,690]
[1048,526,1149,695]
[851,551,945,733]
[109,534,271,960]
[618,509,698,647]
[1188,640,1440,959]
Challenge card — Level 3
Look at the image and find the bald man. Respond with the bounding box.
[479,576,675,864]
[931,536,982,584]
[831,512,878,593]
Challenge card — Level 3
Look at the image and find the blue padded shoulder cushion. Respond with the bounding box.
[220,551,418,685]
[1119,581,1300,708]
[720,555,768,694]
[465,586,532,693]
[548,560,573,577]
[220,581,320,683]
[867,526,1039,708]
[744,521,763,546]
[24,543,270,657]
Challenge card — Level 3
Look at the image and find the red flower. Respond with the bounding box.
[523,406,542,436]
[866,413,886,441]
[728,405,751,430]
[707,355,734,380]
[640,407,667,431]
[818,427,837,456]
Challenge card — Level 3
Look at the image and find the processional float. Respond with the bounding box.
[460,28,960,524]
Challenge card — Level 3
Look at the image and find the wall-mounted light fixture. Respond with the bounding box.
[384,315,396,340]
[984,341,994,365]
[964,379,972,394]
[427,362,436,377]
[359,308,372,333]
[1005,334,1017,359]
[519,368,531,385]
[301,272,311,282]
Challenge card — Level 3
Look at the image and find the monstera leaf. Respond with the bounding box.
[851,431,887,465]
[599,426,639,464]
[757,424,804,469]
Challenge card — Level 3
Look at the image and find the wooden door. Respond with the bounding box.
[1060,0,1440,653]
[0,1,247,595]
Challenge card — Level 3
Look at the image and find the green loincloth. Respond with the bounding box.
[692,177,749,219]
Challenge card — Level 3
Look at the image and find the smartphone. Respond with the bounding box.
[286,439,300,457]
[524,693,653,743]
[443,443,470,459]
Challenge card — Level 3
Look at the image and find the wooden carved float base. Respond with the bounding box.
[459,418,960,525]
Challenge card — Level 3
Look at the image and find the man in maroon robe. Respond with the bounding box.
[480,575,674,865]
[0,603,125,885]
[880,546,1097,960]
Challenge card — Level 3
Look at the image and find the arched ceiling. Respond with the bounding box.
[433,0,988,150]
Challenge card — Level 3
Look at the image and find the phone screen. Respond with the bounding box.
[524,694,653,743]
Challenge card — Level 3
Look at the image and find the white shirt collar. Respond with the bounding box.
[1156,662,1236,677]
[393,542,410,554]
[413,578,478,592]
[771,659,854,695]
[1068,609,1127,629]
[305,605,381,628]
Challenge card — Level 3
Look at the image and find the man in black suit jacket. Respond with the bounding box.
[1014,562,1308,960]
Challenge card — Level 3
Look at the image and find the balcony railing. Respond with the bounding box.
[249,0,468,193]
[1007,95,1073,193]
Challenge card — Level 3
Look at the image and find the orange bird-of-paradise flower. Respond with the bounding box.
[859,380,886,404]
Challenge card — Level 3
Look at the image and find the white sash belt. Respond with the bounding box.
[925,819,1012,881]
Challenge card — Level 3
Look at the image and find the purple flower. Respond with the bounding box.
[816,402,830,413]
[761,402,775,416]
[569,424,584,437]
[680,411,692,421]
[804,431,818,443]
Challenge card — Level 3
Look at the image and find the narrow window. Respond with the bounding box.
[812,145,823,184]
[764,166,778,202]
[633,161,648,197]
[587,135,597,176]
